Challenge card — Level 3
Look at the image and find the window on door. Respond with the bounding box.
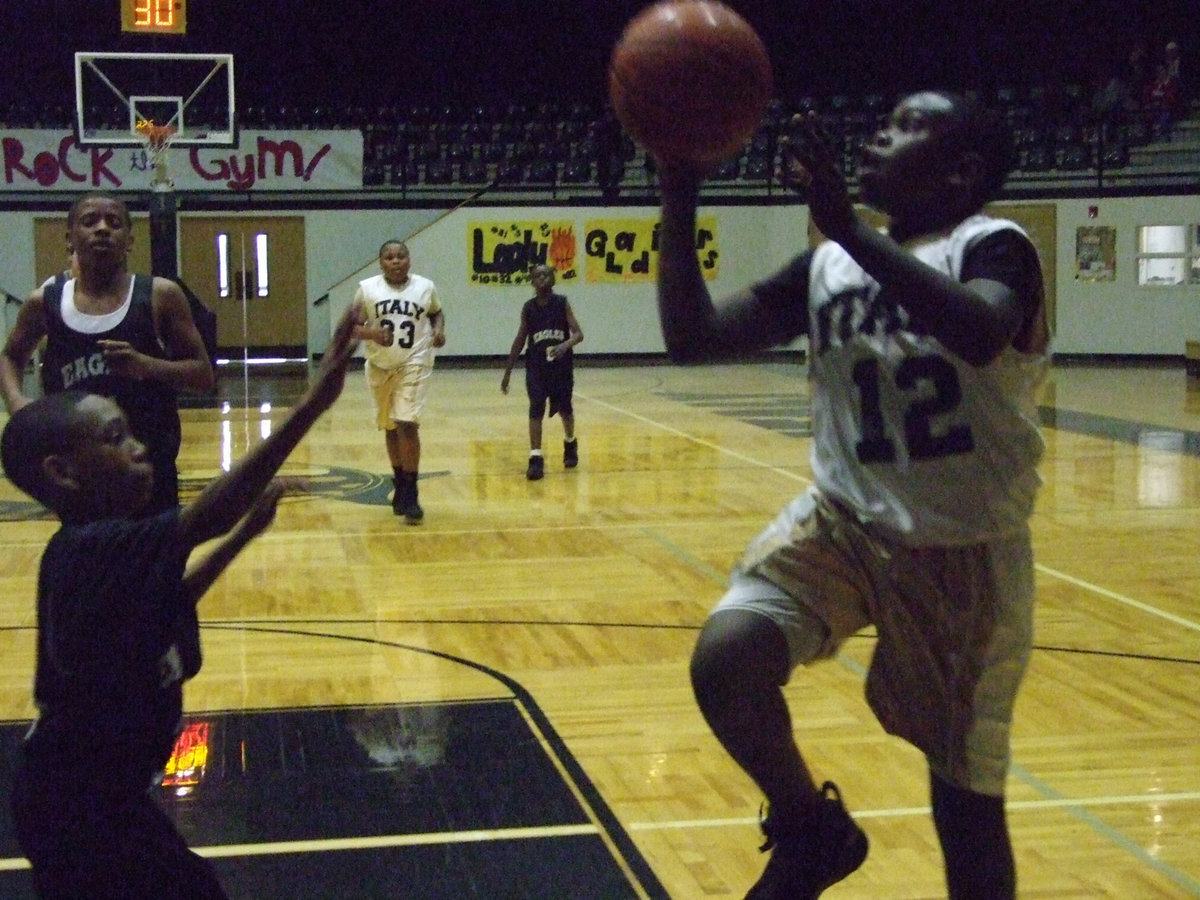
[216,231,272,298]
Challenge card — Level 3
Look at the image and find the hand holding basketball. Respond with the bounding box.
[608,0,772,168]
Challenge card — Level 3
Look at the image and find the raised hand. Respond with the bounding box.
[239,480,284,542]
[779,112,857,244]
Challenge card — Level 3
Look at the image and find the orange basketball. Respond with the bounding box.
[608,0,772,166]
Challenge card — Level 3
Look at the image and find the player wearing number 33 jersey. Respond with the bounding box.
[353,239,446,524]
[357,268,442,434]
[357,271,442,373]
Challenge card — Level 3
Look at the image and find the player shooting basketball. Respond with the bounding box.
[653,91,1050,899]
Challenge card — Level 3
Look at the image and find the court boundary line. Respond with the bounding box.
[5,791,1199,870]
[0,824,596,871]
[579,388,1200,894]
[628,789,1200,831]
[579,389,1200,632]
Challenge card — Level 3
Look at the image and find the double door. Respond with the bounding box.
[179,216,307,356]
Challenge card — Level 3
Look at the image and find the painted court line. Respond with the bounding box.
[1035,563,1200,633]
[578,392,813,486]
[5,792,1197,870]
[628,790,1200,832]
[583,390,1200,632]
[0,824,600,870]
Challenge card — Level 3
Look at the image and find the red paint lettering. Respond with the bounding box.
[3,136,120,188]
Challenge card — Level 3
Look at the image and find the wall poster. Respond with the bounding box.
[1075,225,1116,281]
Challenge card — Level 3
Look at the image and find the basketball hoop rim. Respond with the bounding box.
[136,121,179,153]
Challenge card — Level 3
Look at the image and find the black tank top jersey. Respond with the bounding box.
[41,276,182,459]
[522,293,571,371]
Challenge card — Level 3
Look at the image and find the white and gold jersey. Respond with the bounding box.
[356,273,441,370]
[807,215,1050,546]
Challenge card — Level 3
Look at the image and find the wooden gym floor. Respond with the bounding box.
[0,357,1197,898]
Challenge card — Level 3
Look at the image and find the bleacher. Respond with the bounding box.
[3,86,1197,200]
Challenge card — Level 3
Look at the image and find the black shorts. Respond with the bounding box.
[526,364,574,419]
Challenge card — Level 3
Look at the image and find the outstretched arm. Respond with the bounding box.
[180,481,284,604]
[177,302,360,546]
[656,166,810,363]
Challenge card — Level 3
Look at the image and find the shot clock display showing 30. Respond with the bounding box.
[121,0,187,34]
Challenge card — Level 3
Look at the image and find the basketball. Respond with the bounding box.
[608,0,772,166]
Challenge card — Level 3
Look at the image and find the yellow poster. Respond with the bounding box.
[583,216,719,283]
[468,220,578,286]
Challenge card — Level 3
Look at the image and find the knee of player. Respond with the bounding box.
[691,637,760,696]
[693,612,792,691]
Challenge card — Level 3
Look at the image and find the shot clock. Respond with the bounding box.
[121,0,187,34]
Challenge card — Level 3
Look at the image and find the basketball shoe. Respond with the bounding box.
[526,453,544,481]
[404,474,424,524]
[563,438,578,469]
[393,472,423,523]
[745,781,868,899]
[391,474,407,516]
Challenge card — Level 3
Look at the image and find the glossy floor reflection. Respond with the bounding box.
[0,700,663,899]
[0,359,1198,898]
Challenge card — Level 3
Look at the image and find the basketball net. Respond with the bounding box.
[135,119,178,189]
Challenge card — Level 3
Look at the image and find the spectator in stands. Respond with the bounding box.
[594,107,625,202]
[1164,41,1188,111]
[1144,62,1181,140]
[1089,62,1134,139]
[1125,38,1151,102]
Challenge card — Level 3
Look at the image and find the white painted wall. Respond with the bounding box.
[0,211,37,342]
[2,195,1197,357]
[325,203,808,356]
[1044,196,1200,355]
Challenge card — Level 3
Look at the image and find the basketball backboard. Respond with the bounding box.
[74,51,236,148]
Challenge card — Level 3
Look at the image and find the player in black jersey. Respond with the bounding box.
[0,302,360,899]
[0,192,214,514]
[500,264,584,480]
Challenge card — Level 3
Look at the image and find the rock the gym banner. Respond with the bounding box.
[468,216,720,286]
[0,129,363,192]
